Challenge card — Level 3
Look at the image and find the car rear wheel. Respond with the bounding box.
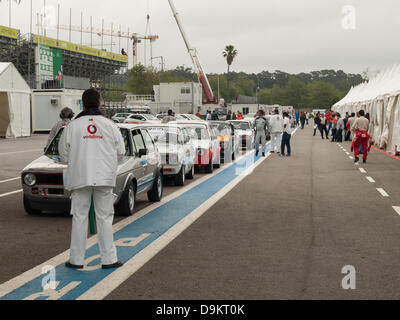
[185,165,194,180]
[24,196,41,215]
[148,173,163,202]
[174,165,186,186]
[213,152,221,168]
[205,158,214,174]
[116,182,136,216]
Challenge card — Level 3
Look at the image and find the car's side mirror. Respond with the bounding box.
[138,149,148,157]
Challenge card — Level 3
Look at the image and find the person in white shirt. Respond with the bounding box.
[281,112,292,157]
[59,88,126,270]
[268,109,283,153]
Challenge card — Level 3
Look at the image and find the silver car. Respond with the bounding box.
[144,124,196,186]
[21,124,163,216]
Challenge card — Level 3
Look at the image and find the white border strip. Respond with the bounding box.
[366,176,375,183]
[393,207,400,216]
[0,149,42,156]
[0,190,22,198]
[0,177,20,184]
[377,188,389,197]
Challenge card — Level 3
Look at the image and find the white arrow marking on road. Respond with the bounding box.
[377,188,389,197]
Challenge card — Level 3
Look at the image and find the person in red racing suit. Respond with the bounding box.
[350,110,371,164]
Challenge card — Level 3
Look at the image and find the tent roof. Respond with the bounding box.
[0,62,30,93]
[333,64,400,108]
[0,62,11,75]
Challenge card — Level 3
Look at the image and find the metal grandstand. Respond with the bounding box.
[0,25,128,103]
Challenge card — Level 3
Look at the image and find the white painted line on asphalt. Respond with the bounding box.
[0,190,22,198]
[366,176,375,183]
[78,153,273,300]
[393,207,400,216]
[346,152,350,155]
[377,188,390,197]
[349,156,354,160]
[359,168,367,173]
[0,177,20,184]
[0,149,42,156]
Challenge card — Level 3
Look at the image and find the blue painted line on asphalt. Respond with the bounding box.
[0,145,271,300]
[1,127,297,300]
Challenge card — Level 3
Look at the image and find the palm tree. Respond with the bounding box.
[222,45,238,99]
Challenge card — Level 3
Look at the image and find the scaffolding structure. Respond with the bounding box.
[0,26,128,105]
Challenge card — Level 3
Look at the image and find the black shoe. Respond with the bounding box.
[262,153,265,157]
[363,160,366,164]
[270,151,275,153]
[102,261,124,269]
[354,157,359,163]
[255,151,259,156]
[65,262,84,269]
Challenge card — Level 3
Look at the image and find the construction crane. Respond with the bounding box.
[167,0,218,104]
[55,24,159,65]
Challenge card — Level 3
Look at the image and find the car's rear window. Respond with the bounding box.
[230,122,250,130]
[211,123,232,135]
[186,125,209,140]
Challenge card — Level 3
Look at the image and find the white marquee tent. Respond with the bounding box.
[0,62,31,138]
[332,64,400,154]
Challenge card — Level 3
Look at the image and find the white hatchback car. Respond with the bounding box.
[144,124,196,186]
[173,121,221,174]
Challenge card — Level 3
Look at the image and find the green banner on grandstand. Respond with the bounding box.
[38,44,63,86]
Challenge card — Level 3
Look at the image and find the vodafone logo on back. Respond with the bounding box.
[83,121,103,140]
[88,124,97,134]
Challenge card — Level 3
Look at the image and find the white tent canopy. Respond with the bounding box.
[332,64,400,154]
[0,62,31,138]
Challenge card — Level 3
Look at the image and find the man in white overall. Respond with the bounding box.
[59,88,126,269]
[269,109,284,153]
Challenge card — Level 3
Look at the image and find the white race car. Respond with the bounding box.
[144,124,196,186]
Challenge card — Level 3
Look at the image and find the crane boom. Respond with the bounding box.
[168,0,217,104]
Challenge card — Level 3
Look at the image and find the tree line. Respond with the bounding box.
[126,65,364,109]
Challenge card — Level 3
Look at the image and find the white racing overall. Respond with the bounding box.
[254,116,268,153]
[59,114,125,266]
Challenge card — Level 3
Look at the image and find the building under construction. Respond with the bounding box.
[0,24,128,103]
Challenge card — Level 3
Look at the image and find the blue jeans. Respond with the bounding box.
[281,132,291,156]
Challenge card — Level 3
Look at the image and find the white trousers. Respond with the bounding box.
[69,186,118,266]
[270,133,282,152]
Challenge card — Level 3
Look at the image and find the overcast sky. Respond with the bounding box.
[1,0,399,75]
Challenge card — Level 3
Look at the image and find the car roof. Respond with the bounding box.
[173,120,208,125]
[136,123,182,129]
[116,123,149,130]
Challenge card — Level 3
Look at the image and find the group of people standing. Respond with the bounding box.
[312,110,372,164]
[253,109,292,157]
